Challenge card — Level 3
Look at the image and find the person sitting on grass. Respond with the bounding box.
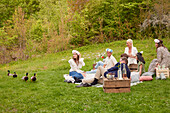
[130,52,145,83]
[154,39,170,69]
[86,48,117,74]
[76,57,130,87]
[125,39,138,66]
[103,57,131,79]
[136,52,145,76]
[68,50,85,81]
[143,39,170,77]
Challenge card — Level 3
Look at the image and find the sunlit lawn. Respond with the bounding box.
[0,39,170,112]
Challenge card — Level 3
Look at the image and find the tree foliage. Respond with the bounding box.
[0,0,169,64]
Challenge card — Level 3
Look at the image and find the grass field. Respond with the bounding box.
[0,39,170,112]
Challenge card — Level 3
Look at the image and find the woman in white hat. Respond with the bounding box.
[68,50,85,79]
[155,39,170,68]
[144,39,170,77]
[124,39,138,66]
[148,39,170,72]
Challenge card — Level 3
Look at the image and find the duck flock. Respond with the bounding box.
[7,70,37,82]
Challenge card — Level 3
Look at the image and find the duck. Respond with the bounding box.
[13,72,17,78]
[7,70,13,76]
[31,73,36,82]
[22,73,28,81]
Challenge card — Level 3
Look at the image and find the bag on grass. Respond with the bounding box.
[131,72,140,83]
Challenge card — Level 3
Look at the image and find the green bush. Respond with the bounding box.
[0,0,169,64]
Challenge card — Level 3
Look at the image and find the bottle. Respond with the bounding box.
[119,64,123,80]
[162,65,165,69]
[117,66,120,79]
[158,65,161,70]
[122,64,127,78]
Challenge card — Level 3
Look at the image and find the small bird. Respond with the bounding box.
[22,73,29,81]
[7,70,13,76]
[13,72,17,78]
[31,73,36,82]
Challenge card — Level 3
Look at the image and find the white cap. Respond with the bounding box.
[140,51,143,54]
[154,39,160,43]
[72,50,80,55]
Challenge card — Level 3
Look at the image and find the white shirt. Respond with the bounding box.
[124,47,138,65]
[68,58,85,73]
[104,55,117,69]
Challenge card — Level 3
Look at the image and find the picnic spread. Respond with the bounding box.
[63,39,170,93]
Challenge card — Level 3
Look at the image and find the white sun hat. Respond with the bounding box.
[72,50,80,55]
[154,39,160,43]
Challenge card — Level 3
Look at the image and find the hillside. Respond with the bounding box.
[0,39,169,112]
[0,0,169,64]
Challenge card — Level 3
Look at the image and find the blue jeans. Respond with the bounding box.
[86,69,97,74]
[86,61,104,74]
[69,71,84,79]
[95,61,104,69]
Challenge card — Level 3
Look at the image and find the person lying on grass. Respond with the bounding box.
[68,50,85,80]
[76,57,131,87]
[86,48,117,74]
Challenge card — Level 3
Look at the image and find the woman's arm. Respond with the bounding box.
[79,53,81,59]
[139,64,143,76]
[157,48,162,64]
[124,47,128,54]
[78,58,85,68]
[134,47,138,55]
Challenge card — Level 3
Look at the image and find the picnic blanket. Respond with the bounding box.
[64,72,143,87]
[63,73,96,83]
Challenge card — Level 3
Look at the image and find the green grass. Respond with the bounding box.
[0,39,170,112]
